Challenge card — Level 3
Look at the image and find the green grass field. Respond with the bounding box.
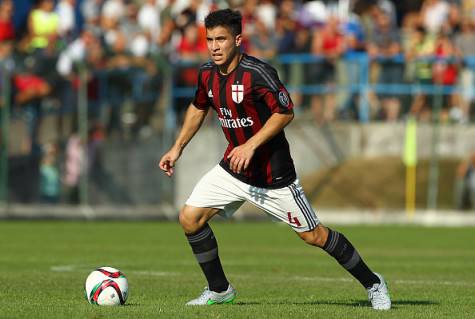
[0,221,474,318]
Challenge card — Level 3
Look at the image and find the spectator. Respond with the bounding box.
[39,141,60,203]
[310,15,345,123]
[138,0,160,45]
[248,17,277,60]
[407,26,436,120]
[176,23,207,61]
[432,32,460,122]
[420,0,450,35]
[454,151,475,210]
[56,0,76,40]
[0,0,14,42]
[27,0,60,51]
[367,10,403,121]
[63,133,83,204]
[454,18,475,123]
[340,13,366,121]
[275,0,305,108]
[239,0,258,53]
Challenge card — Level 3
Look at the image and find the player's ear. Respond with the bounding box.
[235,34,242,47]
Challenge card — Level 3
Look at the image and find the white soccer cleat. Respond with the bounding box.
[186,285,236,305]
[367,273,391,310]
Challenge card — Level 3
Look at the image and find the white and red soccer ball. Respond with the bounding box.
[84,266,128,306]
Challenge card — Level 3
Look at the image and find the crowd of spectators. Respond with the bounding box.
[1,1,475,135]
[1,0,475,204]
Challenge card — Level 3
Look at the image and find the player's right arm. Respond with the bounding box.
[158,103,208,177]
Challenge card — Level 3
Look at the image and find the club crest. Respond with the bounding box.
[231,84,244,103]
[278,91,289,107]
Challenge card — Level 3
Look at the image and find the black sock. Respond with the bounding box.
[323,228,380,289]
[186,223,229,292]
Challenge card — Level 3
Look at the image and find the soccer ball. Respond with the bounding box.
[84,266,128,306]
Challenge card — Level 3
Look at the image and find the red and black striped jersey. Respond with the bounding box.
[192,53,296,189]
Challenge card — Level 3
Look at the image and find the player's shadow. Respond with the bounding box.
[235,300,439,308]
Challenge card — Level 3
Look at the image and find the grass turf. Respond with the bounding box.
[0,221,474,318]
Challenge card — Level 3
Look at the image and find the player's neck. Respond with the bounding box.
[218,52,242,75]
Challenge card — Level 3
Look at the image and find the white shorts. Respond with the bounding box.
[185,165,319,232]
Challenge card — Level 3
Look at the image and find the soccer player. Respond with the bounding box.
[159,8,391,310]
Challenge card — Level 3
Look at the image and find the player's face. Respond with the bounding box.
[206,26,241,67]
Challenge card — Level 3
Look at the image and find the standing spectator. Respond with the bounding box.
[101,0,125,22]
[310,15,345,123]
[39,141,60,203]
[239,0,258,53]
[407,26,436,120]
[138,0,161,44]
[454,151,475,210]
[367,11,403,121]
[275,0,305,108]
[248,17,277,60]
[63,133,83,204]
[56,0,76,40]
[420,0,450,35]
[454,18,475,123]
[340,13,366,120]
[432,32,460,122]
[28,0,60,51]
[176,23,207,62]
[0,0,14,42]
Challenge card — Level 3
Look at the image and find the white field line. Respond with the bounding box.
[51,265,475,287]
[235,274,475,288]
[50,265,178,277]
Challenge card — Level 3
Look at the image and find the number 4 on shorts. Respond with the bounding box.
[287,212,301,227]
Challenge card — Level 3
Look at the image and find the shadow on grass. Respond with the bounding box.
[235,300,439,308]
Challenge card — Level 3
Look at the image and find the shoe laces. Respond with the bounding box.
[193,287,214,303]
[367,283,382,300]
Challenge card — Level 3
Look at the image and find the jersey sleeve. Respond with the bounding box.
[254,64,294,113]
[192,68,210,110]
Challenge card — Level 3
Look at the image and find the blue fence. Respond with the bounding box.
[170,53,475,123]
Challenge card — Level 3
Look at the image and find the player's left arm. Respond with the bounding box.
[227,110,294,174]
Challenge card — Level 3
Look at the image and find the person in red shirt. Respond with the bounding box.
[0,0,15,41]
[159,9,391,310]
[310,16,345,123]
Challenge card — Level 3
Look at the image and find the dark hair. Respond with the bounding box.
[204,9,242,36]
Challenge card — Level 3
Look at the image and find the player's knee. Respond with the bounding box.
[299,225,328,248]
[178,207,199,234]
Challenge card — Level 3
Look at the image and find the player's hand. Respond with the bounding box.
[158,146,182,177]
[227,143,255,174]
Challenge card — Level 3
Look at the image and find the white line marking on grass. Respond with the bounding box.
[289,276,475,288]
[130,271,179,277]
[50,265,78,272]
[50,265,178,277]
[234,274,475,288]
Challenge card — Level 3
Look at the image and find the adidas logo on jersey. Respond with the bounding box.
[208,89,214,98]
